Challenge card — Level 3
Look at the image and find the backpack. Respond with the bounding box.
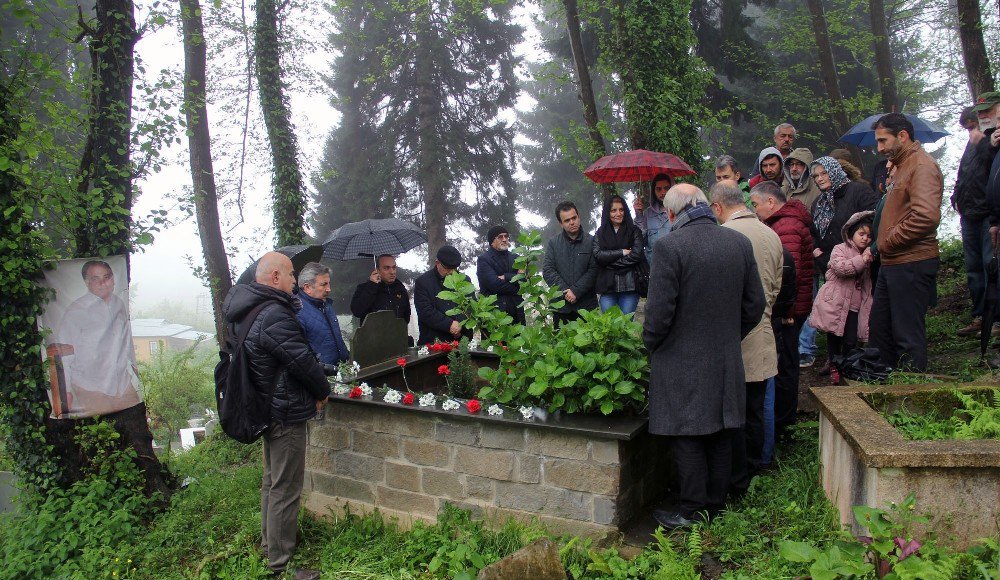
[215,301,278,443]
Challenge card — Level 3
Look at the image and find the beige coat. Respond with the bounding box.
[723,211,783,381]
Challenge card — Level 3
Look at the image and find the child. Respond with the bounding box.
[809,211,875,385]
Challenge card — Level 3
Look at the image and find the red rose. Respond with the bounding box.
[428,343,438,352]
[465,399,481,413]
[437,364,450,376]
[505,369,510,375]
[402,393,414,405]
[396,357,407,367]
[451,340,459,347]
[349,387,362,399]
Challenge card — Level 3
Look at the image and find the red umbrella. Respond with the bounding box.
[584,149,697,183]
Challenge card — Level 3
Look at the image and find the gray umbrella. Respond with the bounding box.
[321,218,427,262]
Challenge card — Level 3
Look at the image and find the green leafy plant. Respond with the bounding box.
[445,337,477,399]
[883,389,1000,441]
[139,346,216,452]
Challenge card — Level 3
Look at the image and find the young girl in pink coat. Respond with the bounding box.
[810,211,875,384]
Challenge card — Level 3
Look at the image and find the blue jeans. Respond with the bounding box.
[799,275,820,357]
[762,377,775,465]
[599,292,639,315]
[960,214,994,318]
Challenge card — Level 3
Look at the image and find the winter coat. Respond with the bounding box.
[543,230,599,313]
[812,181,879,273]
[764,199,815,318]
[876,140,943,266]
[748,146,785,189]
[296,291,351,366]
[722,210,784,382]
[593,224,645,294]
[810,212,874,341]
[222,283,331,425]
[635,202,670,257]
[476,247,525,324]
[773,248,797,320]
[643,213,765,437]
[781,148,822,211]
[413,268,473,346]
[350,279,411,324]
[952,132,993,220]
[984,130,1000,226]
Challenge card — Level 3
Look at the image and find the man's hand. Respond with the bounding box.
[369,269,381,283]
[782,317,795,326]
[564,289,577,303]
[813,248,823,258]
[316,396,329,412]
[992,130,1000,147]
[991,225,999,251]
[497,274,505,281]
[633,196,645,213]
[623,248,632,256]
[449,320,462,337]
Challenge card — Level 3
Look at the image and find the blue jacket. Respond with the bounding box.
[295,291,350,366]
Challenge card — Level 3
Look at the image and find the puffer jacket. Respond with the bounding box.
[810,211,874,341]
[812,181,879,273]
[296,291,350,366]
[877,140,943,265]
[764,198,815,318]
[223,283,331,425]
[781,148,822,211]
[593,224,644,294]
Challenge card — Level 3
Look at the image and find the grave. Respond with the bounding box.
[350,310,409,368]
[813,384,1000,549]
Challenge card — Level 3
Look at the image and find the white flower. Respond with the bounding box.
[383,389,402,404]
[519,405,534,420]
[486,345,495,353]
[418,346,429,357]
[335,371,343,383]
[359,382,372,397]
[488,404,503,416]
[333,384,351,396]
[441,399,460,411]
[418,392,437,407]
[352,361,361,372]
[469,339,480,350]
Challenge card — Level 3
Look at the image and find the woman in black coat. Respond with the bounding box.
[592,194,645,315]
[810,156,879,274]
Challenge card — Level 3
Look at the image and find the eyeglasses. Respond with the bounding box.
[495,234,510,240]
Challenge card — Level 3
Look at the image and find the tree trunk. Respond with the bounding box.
[562,0,614,199]
[956,0,995,99]
[181,0,232,346]
[62,0,172,503]
[415,16,448,265]
[868,0,899,112]
[255,0,306,247]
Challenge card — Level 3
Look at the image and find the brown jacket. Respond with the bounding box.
[877,141,942,265]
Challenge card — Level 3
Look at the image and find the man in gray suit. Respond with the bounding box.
[643,183,766,529]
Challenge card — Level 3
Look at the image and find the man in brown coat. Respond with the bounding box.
[870,113,943,371]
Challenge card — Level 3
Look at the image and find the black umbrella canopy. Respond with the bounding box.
[321,218,427,262]
[235,244,324,286]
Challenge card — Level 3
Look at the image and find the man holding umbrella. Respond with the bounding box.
[350,255,411,326]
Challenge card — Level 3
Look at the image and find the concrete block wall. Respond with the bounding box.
[303,403,669,537]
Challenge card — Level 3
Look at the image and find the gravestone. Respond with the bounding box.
[351,310,408,369]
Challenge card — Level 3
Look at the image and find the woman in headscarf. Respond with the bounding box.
[809,156,879,275]
[593,194,645,315]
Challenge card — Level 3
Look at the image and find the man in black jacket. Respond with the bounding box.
[414,245,473,345]
[477,225,525,324]
[222,252,331,579]
[350,254,411,325]
[543,201,598,326]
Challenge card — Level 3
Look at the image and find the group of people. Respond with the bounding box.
[641,110,961,528]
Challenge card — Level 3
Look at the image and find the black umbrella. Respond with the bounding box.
[235,244,324,286]
[981,253,999,358]
[321,218,427,262]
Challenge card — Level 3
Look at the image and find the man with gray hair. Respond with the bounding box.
[710,180,783,494]
[296,262,350,366]
[644,183,765,529]
[773,123,796,159]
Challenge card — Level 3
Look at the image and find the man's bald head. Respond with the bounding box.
[662,183,709,219]
[255,251,296,294]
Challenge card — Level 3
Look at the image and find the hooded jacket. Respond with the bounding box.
[876,140,943,265]
[809,158,879,274]
[781,148,822,211]
[810,211,875,341]
[749,147,785,188]
[222,283,331,425]
[763,198,815,318]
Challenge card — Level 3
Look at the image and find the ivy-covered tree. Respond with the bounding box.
[321,0,522,262]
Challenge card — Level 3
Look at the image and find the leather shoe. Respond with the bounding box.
[652,509,694,530]
[958,317,982,337]
[293,570,321,580]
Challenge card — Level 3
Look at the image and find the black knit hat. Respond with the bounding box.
[437,245,463,268]
[487,225,509,245]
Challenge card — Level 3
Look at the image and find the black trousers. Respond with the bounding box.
[730,380,767,494]
[771,317,803,435]
[827,311,859,361]
[671,429,735,517]
[869,258,938,371]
